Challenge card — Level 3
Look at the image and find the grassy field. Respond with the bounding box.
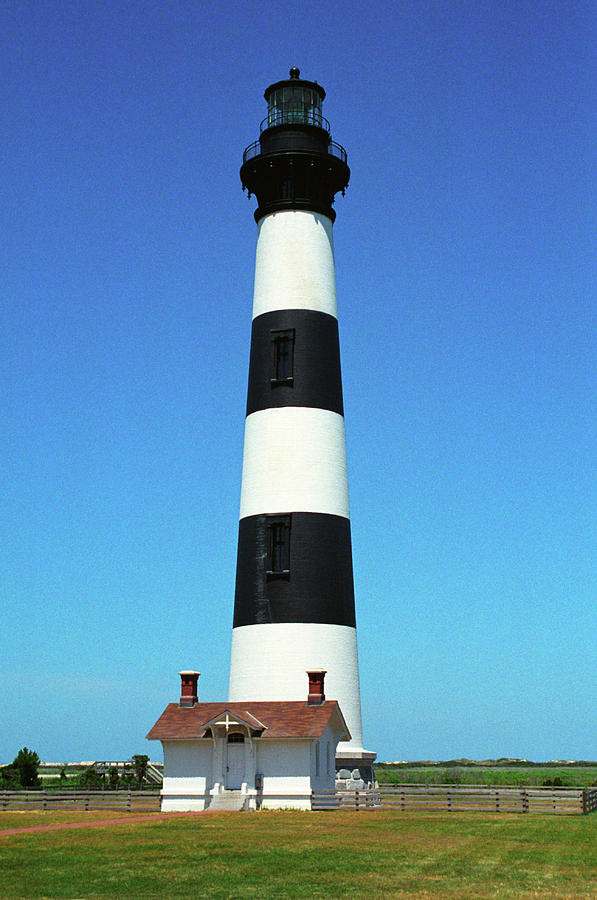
[1,809,596,898]
[375,765,597,788]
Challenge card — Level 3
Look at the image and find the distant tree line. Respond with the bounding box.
[0,749,152,790]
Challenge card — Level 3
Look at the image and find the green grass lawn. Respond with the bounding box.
[1,809,596,898]
[0,810,157,829]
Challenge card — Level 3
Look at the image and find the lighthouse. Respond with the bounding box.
[229,68,375,776]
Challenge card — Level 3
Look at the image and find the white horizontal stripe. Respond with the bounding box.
[239,407,349,519]
[229,622,368,755]
[252,210,338,319]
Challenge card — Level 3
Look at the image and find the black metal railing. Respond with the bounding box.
[242,140,260,163]
[260,110,330,132]
[242,139,347,165]
[329,140,348,164]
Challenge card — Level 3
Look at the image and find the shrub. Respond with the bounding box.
[13,747,41,788]
[0,765,19,789]
[79,768,103,789]
[120,771,137,789]
[132,755,149,789]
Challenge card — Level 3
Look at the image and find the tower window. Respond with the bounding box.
[270,329,295,385]
[266,514,291,577]
[281,177,294,200]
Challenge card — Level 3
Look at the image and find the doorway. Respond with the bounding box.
[225,732,245,789]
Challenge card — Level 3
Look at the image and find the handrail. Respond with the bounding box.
[242,139,347,165]
[242,140,260,163]
[260,111,330,133]
[329,141,348,164]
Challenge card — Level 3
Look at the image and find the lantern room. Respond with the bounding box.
[264,67,326,131]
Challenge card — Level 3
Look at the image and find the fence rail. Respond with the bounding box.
[312,785,597,815]
[1,786,595,815]
[0,791,161,812]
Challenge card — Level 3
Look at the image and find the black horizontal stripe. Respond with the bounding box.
[233,512,355,627]
[246,309,344,416]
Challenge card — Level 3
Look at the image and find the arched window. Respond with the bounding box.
[227,732,245,743]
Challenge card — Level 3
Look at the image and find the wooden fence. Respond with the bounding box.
[1,786,596,815]
[311,785,597,815]
[0,791,161,812]
[584,788,597,814]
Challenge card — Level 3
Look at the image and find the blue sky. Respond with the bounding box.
[1,0,595,764]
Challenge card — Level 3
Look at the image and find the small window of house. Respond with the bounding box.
[227,732,245,743]
[270,329,295,385]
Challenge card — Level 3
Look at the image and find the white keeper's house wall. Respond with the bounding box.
[161,741,213,812]
[256,721,342,808]
[255,740,312,809]
[160,734,338,812]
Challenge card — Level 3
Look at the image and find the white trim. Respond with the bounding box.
[239,407,349,519]
[252,210,337,319]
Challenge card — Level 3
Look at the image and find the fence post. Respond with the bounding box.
[521,789,529,814]
[127,791,131,812]
[85,793,89,812]
[355,790,359,812]
[447,790,451,812]
[582,789,587,815]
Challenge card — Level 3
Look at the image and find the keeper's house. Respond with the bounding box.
[147,670,349,810]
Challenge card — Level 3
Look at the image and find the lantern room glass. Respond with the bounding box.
[267,86,323,128]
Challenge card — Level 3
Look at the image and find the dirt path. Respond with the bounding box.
[0,811,204,837]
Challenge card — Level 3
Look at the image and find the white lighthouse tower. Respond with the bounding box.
[229,68,375,776]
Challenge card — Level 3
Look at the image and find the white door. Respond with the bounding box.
[226,733,245,789]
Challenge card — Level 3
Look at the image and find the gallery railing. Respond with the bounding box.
[242,138,347,165]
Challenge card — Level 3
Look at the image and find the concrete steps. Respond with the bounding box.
[208,791,247,811]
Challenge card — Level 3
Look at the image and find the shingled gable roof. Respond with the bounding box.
[146,700,350,742]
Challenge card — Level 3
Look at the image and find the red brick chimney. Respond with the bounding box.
[179,670,199,707]
[306,670,326,705]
